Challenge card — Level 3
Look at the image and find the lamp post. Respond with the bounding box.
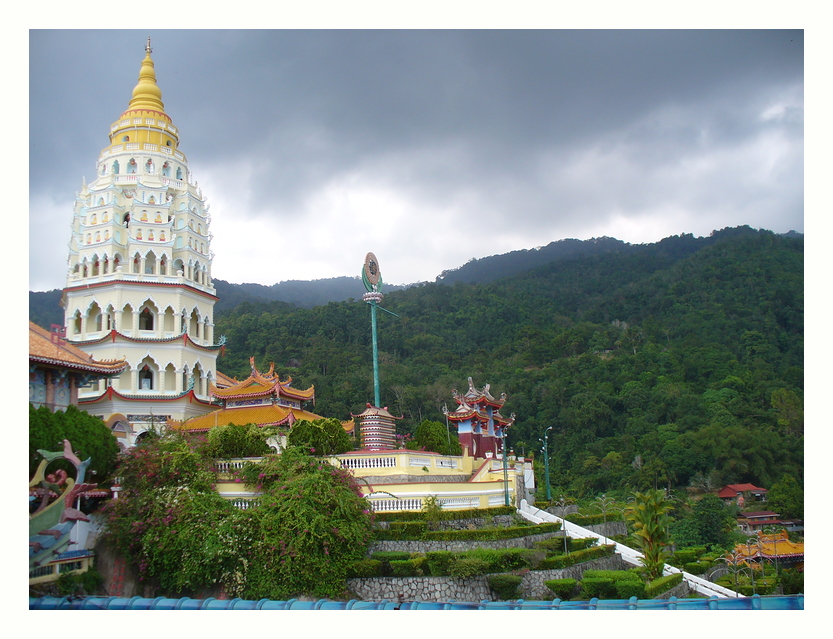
[555,495,570,555]
[592,493,616,545]
[539,426,553,502]
[501,428,509,506]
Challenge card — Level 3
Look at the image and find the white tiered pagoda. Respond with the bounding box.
[61,40,222,447]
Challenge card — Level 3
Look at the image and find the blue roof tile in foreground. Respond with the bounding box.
[29,594,803,610]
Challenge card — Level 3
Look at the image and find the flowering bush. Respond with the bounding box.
[237,448,374,599]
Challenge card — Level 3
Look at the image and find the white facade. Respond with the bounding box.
[62,42,221,444]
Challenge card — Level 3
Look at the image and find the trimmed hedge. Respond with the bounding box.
[421,521,562,542]
[448,556,491,578]
[537,544,615,570]
[488,574,523,600]
[581,577,616,598]
[565,513,623,526]
[544,578,577,599]
[425,551,452,576]
[614,579,647,599]
[346,559,382,578]
[645,573,683,598]
[374,506,515,523]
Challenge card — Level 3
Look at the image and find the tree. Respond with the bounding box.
[102,434,245,594]
[766,474,803,519]
[238,447,374,599]
[625,489,674,581]
[29,404,119,480]
[406,419,462,456]
[671,493,734,548]
[287,418,352,456]
[202,422,273,458]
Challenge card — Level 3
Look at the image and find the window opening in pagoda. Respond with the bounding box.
[162,162,170,177]
[133,254,140,274]
[145,252,156,274]
[127,159,137,174]
[139,308,154,331]
[159,255,167,275]
[176,167,183,180]
[139,365,153,391]
[112,160,120,174]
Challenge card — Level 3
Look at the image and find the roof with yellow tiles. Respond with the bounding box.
[29,321,128,375]
[170,403,324,432]
[210,358,315,402]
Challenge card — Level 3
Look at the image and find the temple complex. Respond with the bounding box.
[169,358,322,440]
[60,40,224,446]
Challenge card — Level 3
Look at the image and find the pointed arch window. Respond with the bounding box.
[176,167,183,180]
[127,159,137,174]
[139,308,154,330]
[162,162,171,177]
[139,365,154,390]
[112,160,120,175]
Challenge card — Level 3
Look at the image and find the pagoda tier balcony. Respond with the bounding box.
[66,268,215,295]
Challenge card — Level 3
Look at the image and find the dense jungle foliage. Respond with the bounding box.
[213,227,803,496]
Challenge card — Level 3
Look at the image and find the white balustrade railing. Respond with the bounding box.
[143,143,158,151]
[339,456,397,470]
[409,457,433,467]
[435,458,458,469]
[161,177,184,189]
[231,498,256,510]
[368,498,423,512]
[438,497,479,510]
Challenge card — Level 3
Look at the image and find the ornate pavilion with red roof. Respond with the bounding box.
[169,358,322,441]
[444,377,514,459]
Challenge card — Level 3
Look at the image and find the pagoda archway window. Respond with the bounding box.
[113,255,121,271]
[162,162,171,177]
[133,254,141,274]
[91,214,98,224]
[127,159,137,174]
[139,308,154,331]
[92,258,100,276]
[122,136,130,143]
[100,164,106,176]
[176,167,183,180]
[112,160,120,174]
[139,365,154,391]
[72,311,82,336]
[141,211,148,222]
[145,252,156,274]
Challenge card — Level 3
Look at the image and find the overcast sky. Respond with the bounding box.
[29,29,803,291]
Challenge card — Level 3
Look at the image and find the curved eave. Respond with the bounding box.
[64,279,218,302]
[29,356,128,376]
[68,330,223,351]
[78,386,213,406]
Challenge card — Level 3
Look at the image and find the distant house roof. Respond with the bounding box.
[740,511,779,520]
[29,321,127,376]
[718,483,768,499]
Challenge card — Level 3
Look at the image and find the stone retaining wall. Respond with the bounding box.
[346,555,626,602]
[375,515,517,531]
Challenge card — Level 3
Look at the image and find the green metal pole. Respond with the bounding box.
[370,300,380,408]
[502,433,510,506]
[544,441,551,501]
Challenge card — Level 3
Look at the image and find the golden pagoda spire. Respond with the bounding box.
[124,37,165,114]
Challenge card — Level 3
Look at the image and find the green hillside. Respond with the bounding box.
[214,227,803,495]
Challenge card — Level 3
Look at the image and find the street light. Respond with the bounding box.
[554,495,571,555]
[538,426,553,502]
[592,494,616,545]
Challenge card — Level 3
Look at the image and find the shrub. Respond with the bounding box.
[425,551,453,576]
[684,561,708,575]
[544,578,577,599]
[448,557,491,579]
[672,549,697,565]
[614,579,647,599]
[423,522,561,542]
[645,573,683,598]
[390,559,415,577]
[374,506,514,523]
[581,577,615,598]
[488,574,523,600]
[347,559,382,578]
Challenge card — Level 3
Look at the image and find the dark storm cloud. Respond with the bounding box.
[29,29,803,290]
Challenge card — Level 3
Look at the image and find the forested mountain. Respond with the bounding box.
[213,227,803,496]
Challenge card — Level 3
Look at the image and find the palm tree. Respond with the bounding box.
[625,489,674,581]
